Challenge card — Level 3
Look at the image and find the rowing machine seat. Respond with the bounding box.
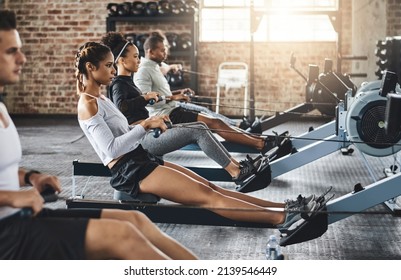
[72,160,160,204]
[113,190,160,203]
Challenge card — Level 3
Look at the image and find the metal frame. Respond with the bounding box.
[180,140,259,154]
[215,62,249,116]
[66,198,274,228]
[327,172,401,224]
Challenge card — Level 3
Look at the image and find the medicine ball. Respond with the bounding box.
[177,33,192,50]
[131,1,145,16]
[117,2,131,16]
[167,70,184,87]
[136,33,149,52]
[165,32,179,52]
[158,0,171,16]
[145,1,159,16]
[107,3,119,16]
[170,0,186,15]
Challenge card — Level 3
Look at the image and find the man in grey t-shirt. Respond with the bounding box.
[134,31,270,154]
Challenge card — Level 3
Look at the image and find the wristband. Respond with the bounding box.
[24,170,41,186]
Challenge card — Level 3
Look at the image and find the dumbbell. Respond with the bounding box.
[153,121,173,138]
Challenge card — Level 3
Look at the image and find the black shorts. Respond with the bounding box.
[169,106,199,124]
[0,208,101,260]
[110,145,164,196]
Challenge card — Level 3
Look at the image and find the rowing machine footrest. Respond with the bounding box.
[236,163,272,193]
[279,206,328,246]
[276,138,293,159]
[113,190,160,204]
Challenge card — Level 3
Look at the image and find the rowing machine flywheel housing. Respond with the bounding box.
[305,66,357,117]
[346,80,401,156]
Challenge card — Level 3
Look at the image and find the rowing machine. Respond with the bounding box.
[67,160,275,228]
[279,71,401,246]
[258,57,357,131]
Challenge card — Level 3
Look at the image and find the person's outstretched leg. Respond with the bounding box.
[164,161,285,208]
[139,165,286,225]
[100,209,197,260]
[140,122,245,179]
[84,218,171,260]
[197,113,267,151]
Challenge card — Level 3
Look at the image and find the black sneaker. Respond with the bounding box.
[233,155,263,185]
[285,194,315,210]
[278,200,320,233]
[262,131,290,154]
[249,118,262,134]
[239,116,252,130]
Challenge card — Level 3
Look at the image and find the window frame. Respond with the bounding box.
[199,0,339,43]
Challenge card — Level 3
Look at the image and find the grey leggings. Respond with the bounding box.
[178,102,237,126]
[140,122,232,168]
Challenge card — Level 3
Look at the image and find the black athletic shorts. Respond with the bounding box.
[110,145,164,196]
[169,106,199,124]
[0,208,101,260]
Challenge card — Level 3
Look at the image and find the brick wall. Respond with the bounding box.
[387,0,401,36]
[2,0,107,114]
[0,0,380,117]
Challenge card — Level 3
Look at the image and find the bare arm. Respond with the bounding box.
[0,189,44,214]
[18,168,61,193]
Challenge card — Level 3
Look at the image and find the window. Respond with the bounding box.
[200,0,338,42]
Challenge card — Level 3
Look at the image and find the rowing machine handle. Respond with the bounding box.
[148,95,165,105]
[20,185,58,218]
[153,121,173,138]
[183,90,193,97]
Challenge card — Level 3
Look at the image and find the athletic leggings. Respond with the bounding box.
[140,122,232,168]
[178,102,237,126]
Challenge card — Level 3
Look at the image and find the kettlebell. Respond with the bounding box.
[170,0,185,15]
[145,1,159,17]
[136,33,149,52]
[107,3,119,16]
[178,33,192,50]
[158,0,171,16]
[125,33,136,44]
[117,2,131,16]
[131,1,145,16]
[185,0,198,15]
[167,70,184,87]
[165,32,179,52]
